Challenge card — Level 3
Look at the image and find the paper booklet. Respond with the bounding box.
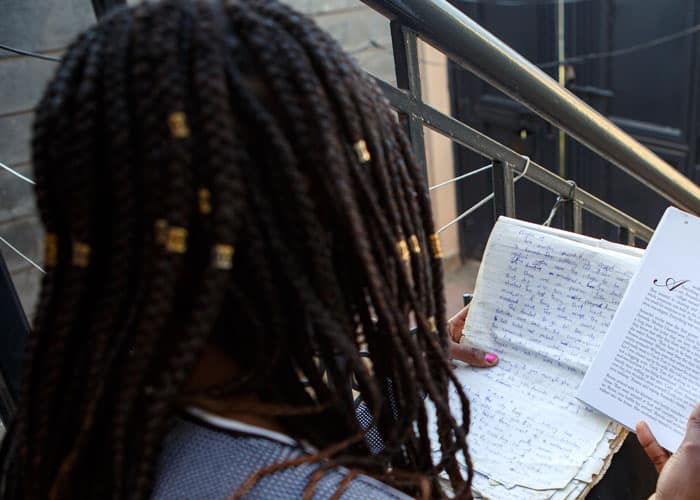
[434,216,644,499]
[579,207,700,453]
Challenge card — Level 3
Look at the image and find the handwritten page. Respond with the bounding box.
[443,217,641,496]
[579,207,700,453]
[465,424,626,499]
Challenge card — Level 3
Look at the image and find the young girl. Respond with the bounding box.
[1,1,697,499]
[0,1,493,498]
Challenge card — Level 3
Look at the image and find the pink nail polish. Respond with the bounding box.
[485,353,498,364]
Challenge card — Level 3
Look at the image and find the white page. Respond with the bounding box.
[579,207,700,452]
[451,217,640,491]
[465,424,623,499]
[506,219,643,259]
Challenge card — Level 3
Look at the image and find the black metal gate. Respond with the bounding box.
[451,0,700,259]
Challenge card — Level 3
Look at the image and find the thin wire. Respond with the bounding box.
[0,44,60,62]
[0,165,42,275]
[429,163,492,191]
[351,15,700,72]
[538,21,700,68]
[542,197,563,226]
[542,180,576,226]
[0,235,45,274]
[348,39,386,55]
[0,161,35,185]
[352,19,700,72]
[513,156,530,182]
[436,156,530,233]
[437,193,494,233]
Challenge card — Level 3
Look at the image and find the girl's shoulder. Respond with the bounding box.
[151,415,411,499]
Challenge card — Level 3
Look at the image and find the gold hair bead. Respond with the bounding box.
[44,233,58,268]
[396,239,410,261]
[167,112,190,139]
[409,234,421,254]
[165,227,188,254]
[212,244,235,270]
[427,316,438,333]
[72,241,91,268]
[198,188,212,215]
[353,139,371,163]
[428,233,443,259]
[154,219,169,246]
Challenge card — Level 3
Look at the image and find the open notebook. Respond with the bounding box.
[433,217,644,499]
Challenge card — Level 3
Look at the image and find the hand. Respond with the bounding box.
[636,402,700,500]
[447,305,498,368]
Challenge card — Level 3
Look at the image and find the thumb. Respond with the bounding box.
[449,341,498,367]
[682,402,700,444]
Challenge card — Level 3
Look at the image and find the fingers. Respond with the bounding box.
[447,305,470,343]
[448,327,463,344]
[449,305,470,324]
[636,421,671,473]
[447,304,497,367]
[683,402,700,444]
[450,341,498,368]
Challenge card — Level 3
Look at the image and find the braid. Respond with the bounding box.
[249,0,462,468]
[17,27,99,498]
[131,3,250,494]
[12,29,89,483]
[49,12,138,497]
[107,4,165,490]
[110,4,196,497]
[231,2,442,492]
[228,4,386,429]
[43,24,105,463]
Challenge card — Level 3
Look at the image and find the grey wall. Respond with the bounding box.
[0,1,98,317]
[291,0,394,82]
[0,0,393,318]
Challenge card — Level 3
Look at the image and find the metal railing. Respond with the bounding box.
[362,0,700,245]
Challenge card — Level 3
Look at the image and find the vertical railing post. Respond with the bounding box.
[618,227,627,245]
[492,160,516,219]
[561,191,582,233]
[391,21,428,182]
[618,227,636,247]
[0,252,29,422]
[91,0,126,19]
[572,200,583,233]
[561,200,582,232]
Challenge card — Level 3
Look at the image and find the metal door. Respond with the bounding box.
[451,0,700,258]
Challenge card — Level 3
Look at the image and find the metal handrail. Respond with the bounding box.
[376,79,654,241]
[362,0,700,216]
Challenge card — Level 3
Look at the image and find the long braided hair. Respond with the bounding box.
[0,1,474,498]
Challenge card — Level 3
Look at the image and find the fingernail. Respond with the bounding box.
[485,353,498,364]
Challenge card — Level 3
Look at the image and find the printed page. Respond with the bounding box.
[579,207,700,452]
[451,217,641,494]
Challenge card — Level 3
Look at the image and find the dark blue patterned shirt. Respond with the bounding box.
[151,410,410,499]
